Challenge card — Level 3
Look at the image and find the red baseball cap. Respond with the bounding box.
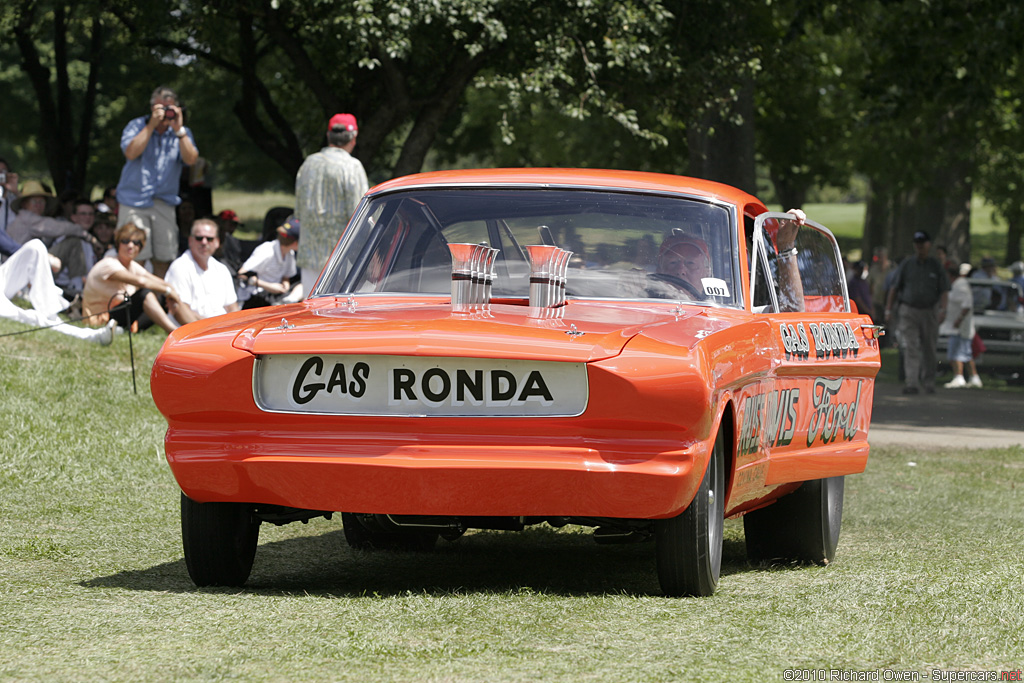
[217,209,240,224]
[328,113,358,133]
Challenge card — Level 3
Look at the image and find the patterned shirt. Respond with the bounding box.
[294,146,368,275]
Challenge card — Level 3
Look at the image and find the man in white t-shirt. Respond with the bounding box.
[236,215,300,309]
[165,218,239,324]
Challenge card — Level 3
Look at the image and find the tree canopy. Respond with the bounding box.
[2,0,1023,262]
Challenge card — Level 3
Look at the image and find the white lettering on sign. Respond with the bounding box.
[780,321,860,361]
[780,322,811,360]
[738,387,801,456]
[808,322,860,360]
[806,377,863,446]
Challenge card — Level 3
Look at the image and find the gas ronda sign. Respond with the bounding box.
[254,354,589,417]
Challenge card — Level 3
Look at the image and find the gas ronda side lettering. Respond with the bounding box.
[292,357,370,404]
[780,322,811,360]
[808,322,860,360]
[806,377,863,446]
[391,367,554,406]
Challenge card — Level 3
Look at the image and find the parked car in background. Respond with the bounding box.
[152,169,881,596]
[940,278,1024,370]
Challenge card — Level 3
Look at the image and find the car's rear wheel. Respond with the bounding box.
[341,513,438,551]
[654,427,725,597]
[743,476,844,565]
[180,493,260,587]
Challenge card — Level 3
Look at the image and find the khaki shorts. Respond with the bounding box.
[117,199,179,263]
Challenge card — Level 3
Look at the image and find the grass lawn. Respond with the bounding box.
[2,316,1021,680]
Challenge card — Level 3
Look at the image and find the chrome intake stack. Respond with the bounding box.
[526,245,572,308]
[449,243,498,309]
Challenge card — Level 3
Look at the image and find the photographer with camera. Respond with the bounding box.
[114,86,198,278]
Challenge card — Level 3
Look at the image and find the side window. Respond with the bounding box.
[747,216,777,312]
[751,213,848,314]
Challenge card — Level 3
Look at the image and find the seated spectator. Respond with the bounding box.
[82,223,181,334]
[91,212,117,259]
[8,180,79,247]
[175,198,196,255]
[101,186,119,219]
[59,189,79,220]
[215,209,245,273]
[164,218,239,324]
[237,216,300,309]
[1,238,115,344]
[49,199,102,299]
[1,157,20,254]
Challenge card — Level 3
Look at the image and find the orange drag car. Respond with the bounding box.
[152,169,881,596]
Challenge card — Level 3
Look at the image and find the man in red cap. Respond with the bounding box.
[294,112,369,295]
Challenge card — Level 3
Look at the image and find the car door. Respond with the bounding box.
[748,213,880,487]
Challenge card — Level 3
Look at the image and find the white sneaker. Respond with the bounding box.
[92,319,118,346]
[968,374,983,388]
[944,375,966,388]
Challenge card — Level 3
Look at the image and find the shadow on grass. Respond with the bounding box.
[82,526,774,598]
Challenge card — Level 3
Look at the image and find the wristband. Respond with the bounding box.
[778,247,798,260]
[175,128,187,138]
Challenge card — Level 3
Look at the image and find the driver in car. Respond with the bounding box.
[647,233,711,299]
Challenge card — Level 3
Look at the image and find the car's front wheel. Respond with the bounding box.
[654,427,725,597]
[743,476,845,565]
[181,493,260,587]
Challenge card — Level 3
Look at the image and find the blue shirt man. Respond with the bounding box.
[114,86,198,278]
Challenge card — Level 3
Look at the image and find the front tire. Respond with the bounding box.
[181,493,260,587]
[655,428,725,597]
[743,476,845,565]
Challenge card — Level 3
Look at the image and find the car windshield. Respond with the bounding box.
[314,188,741,307]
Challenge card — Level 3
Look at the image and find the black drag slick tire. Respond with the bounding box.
[342,513,438,552]
[743,475,845,565]
[654,428,725,597]
[180,493,260,587]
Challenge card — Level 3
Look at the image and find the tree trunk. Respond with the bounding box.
[862,179,894,262]
[1004,207,1022,265]
[875,162,971,266]
[686,82,756,196]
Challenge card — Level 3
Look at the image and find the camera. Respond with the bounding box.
[163,106,177,120]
